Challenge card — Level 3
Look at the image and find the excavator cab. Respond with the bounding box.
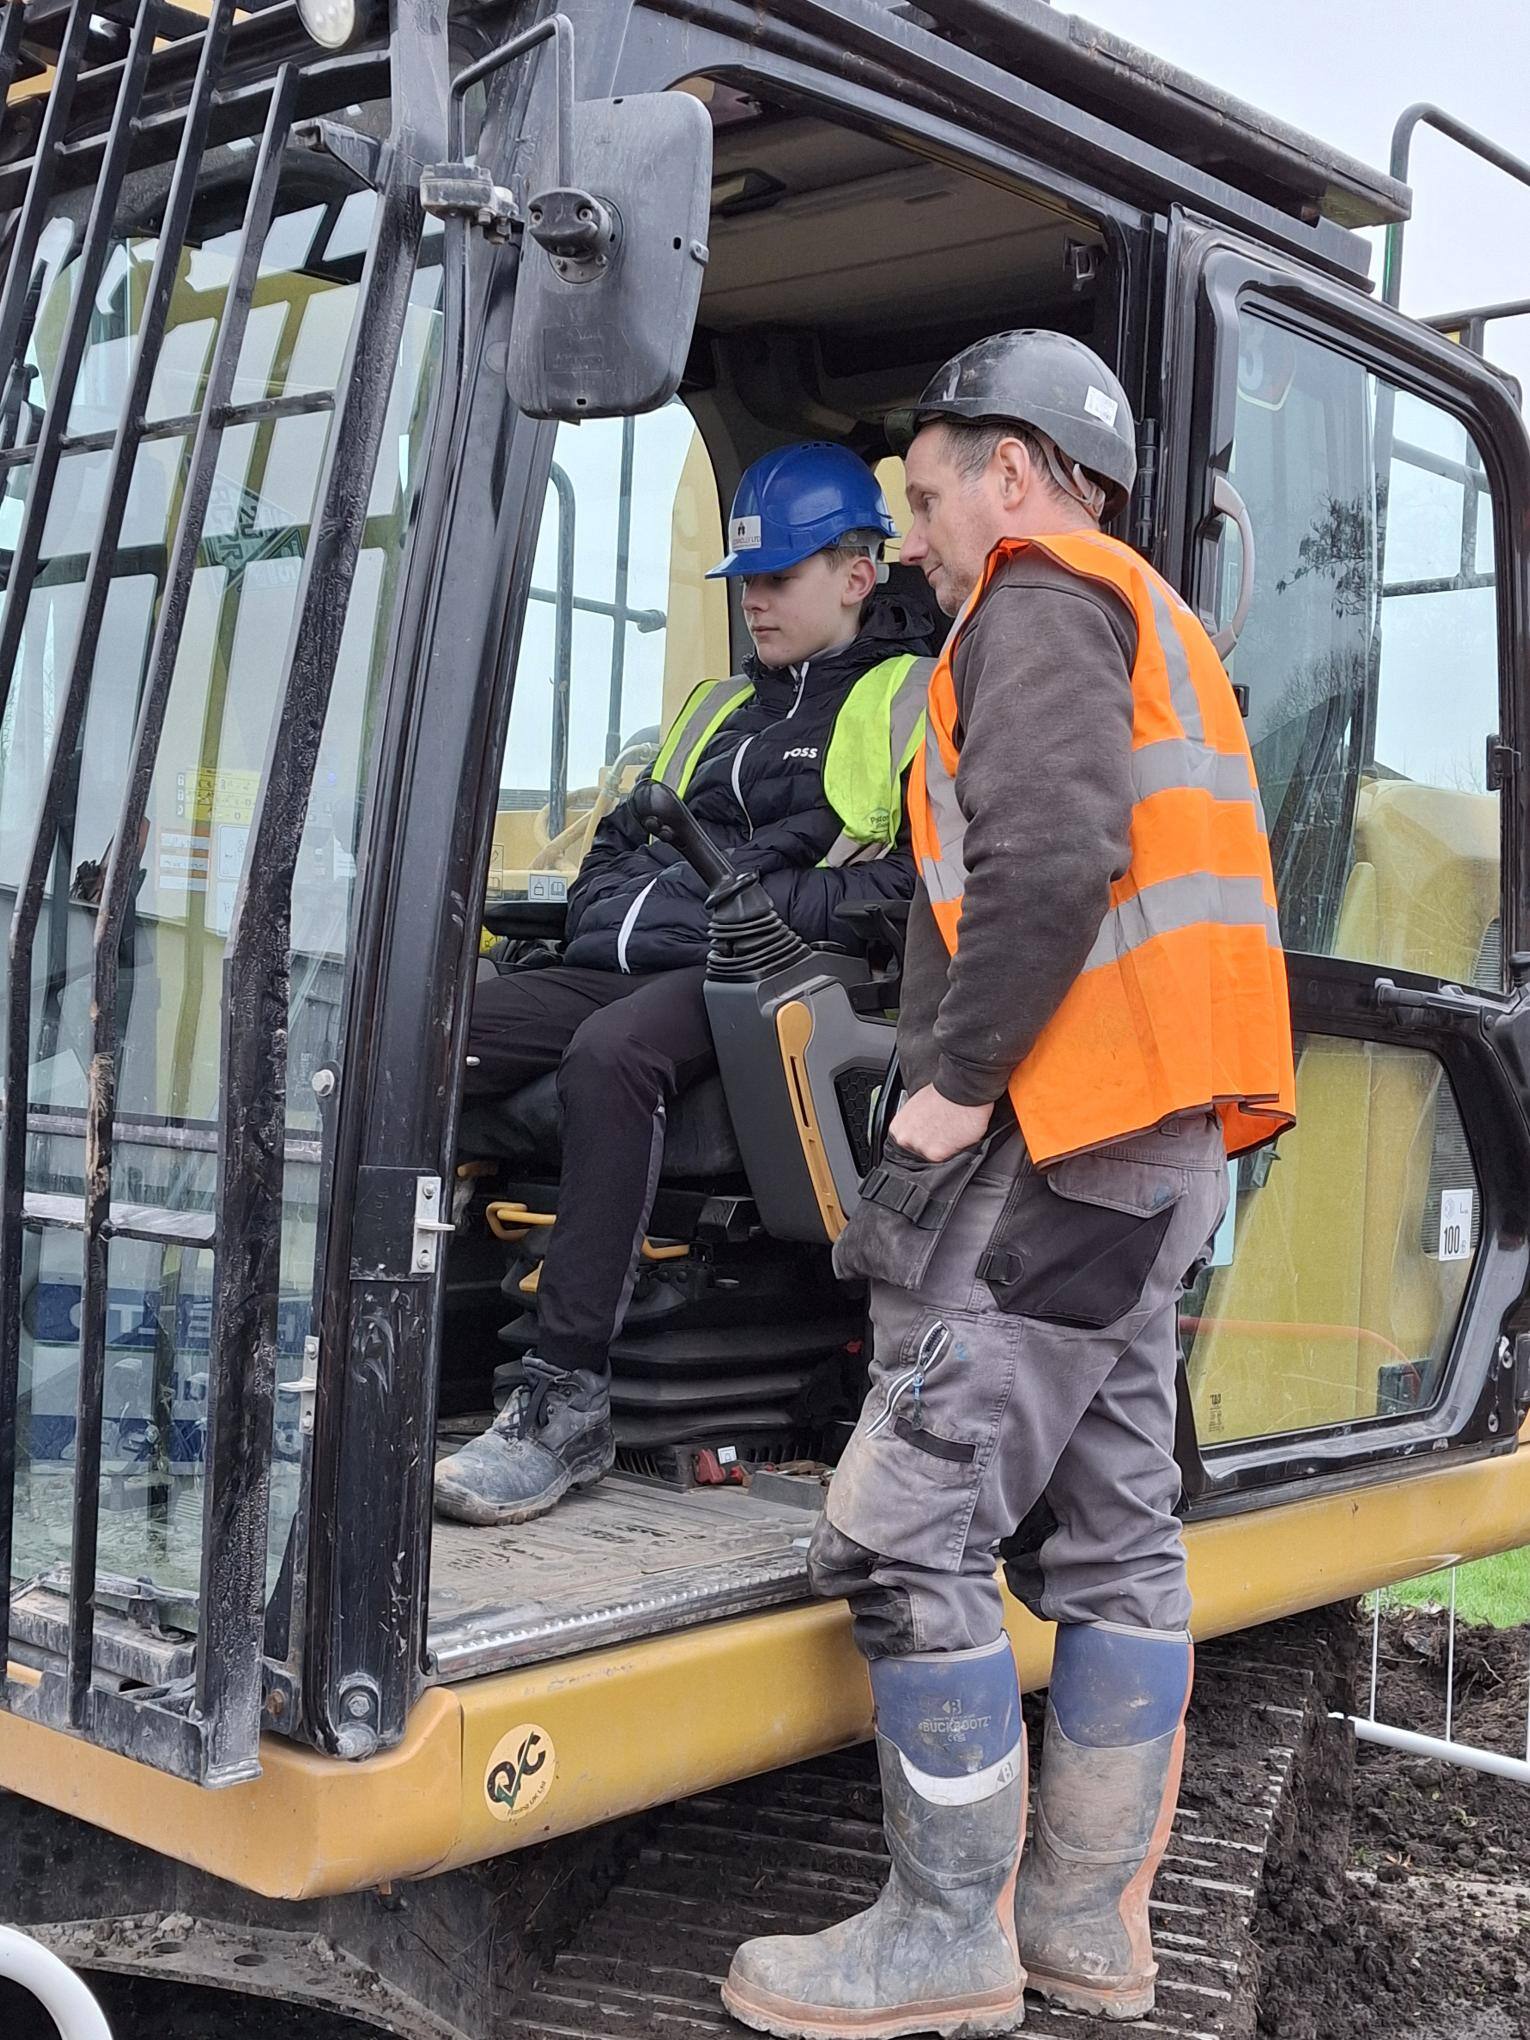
[3,11,1530,2034]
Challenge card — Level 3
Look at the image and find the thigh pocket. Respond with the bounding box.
[826,1314,1002,1572]
[832,1137,991,1290]
[978,1151,1183,1328]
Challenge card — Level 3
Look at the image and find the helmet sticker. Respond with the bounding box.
[1084,386,1120,428]
[730,514,762,550]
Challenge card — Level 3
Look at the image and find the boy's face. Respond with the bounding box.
[740,549,878,669]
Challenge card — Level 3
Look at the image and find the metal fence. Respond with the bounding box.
[1343,1562,1530,1784]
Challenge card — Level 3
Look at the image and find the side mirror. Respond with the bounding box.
[507,89,712,421]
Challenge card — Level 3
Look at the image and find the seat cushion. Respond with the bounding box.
[459,1070,744,1180]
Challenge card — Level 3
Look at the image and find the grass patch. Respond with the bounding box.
[1381,1545,1530,1628]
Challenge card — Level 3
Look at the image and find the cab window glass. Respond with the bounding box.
[1222,314,1501,990]
[1183,1038,1479,1444]
[489,404,728,902]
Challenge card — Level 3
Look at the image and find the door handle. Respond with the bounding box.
[1199,471,1257,660]
[1373,976,1483,1021]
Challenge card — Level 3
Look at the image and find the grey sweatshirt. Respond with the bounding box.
[897,548,1138,1108]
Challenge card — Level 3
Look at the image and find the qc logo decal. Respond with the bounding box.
[484,1723,556,1822]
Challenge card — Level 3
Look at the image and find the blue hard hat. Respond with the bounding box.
[708,442,898,578]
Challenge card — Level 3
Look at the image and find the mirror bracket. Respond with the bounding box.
[420,165,521,243]
[526,187,620,281]
[295,117,390,193]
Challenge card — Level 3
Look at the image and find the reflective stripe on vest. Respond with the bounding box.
[652,678,754,798]
[822,653,933,867]
[651,656,931,860]
[910,530,1296,1164]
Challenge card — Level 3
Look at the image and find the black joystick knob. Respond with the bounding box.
[629,780,811,982]
[630,781,736,893]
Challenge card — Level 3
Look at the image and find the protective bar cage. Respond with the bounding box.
[0,0,445,1786]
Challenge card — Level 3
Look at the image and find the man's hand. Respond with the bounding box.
[887,1084,993,1162]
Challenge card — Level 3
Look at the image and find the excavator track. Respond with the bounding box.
[502,1623,1337,2040]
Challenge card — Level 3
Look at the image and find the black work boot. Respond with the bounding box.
[1016,1622,1193,2021]
[433,1356,614,1526]
[723,1639,1028,2040]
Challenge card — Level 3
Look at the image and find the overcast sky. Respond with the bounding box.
[1068,0,1530,385]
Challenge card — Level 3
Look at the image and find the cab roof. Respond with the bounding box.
[910,0,1410,232]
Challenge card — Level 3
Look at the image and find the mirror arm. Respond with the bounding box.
[423,13,597,254]
[447,11,574,178]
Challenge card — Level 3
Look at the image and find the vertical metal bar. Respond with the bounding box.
[0,2,93,406]
[1368,1595,1380,1720]
[604,413,635,766]
[1461,429,1483,584]
[0,1,162,732]
[58,65,303,1760]
[196,73,434,1779]
[80,70,302,1552]
[547,460,575,839]
[1386,106,1530,311]
[0,0,161,1704]
[8,0,240,1720]
[80,67,302,1705]
[0,5,27,113]
[1444,1566,1458,1744]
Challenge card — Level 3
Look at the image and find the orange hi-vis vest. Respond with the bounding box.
[910,529,1296,1165]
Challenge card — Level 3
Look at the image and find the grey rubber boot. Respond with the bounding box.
[1016,1622,1193,2021]
[433,1356,614,1527]
[723,1640,1027,2040]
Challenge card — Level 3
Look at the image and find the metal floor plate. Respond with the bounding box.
[427,1470,816,1682]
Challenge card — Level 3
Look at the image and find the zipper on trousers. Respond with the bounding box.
[866,1320,951,1438]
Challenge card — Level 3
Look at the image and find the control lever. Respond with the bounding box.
[630,781,810,982]
[630,781,738,894]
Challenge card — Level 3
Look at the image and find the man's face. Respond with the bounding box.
[739,550,872,668]
[901,424,1006,615]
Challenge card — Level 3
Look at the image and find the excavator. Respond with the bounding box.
[0,2,1527,2034]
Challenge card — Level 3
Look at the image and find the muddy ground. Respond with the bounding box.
[4,1606,1528,2038]
[1256,1605,1530,2040]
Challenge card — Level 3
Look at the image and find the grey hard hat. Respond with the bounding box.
[887,330,1137,514]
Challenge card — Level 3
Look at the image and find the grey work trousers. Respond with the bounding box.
[809,1113,1229,1659]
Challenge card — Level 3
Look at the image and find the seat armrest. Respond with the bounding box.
[836,900,911,933]
[837,899,911,958]
[482,899,569,942]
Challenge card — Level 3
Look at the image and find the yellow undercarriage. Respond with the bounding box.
[2,1424,1527,1901]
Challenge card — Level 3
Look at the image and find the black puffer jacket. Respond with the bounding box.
[564,590,936,973]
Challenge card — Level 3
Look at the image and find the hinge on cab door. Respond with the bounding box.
[1131,417,1159,552]
[1486,733,1519,792]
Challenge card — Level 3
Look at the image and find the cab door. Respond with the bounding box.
[1159,219,1530,1508]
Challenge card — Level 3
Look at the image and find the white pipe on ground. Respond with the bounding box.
[0,1925,113,2039]
[1340,1711,1530,1785]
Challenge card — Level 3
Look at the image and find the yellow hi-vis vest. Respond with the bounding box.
[652,654,933,866]
[911,531,1296,1164]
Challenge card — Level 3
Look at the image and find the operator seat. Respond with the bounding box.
[459,1063,745,1182]
[456,899,748,1182]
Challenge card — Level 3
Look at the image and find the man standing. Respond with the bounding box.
[723,333,1295,2039]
